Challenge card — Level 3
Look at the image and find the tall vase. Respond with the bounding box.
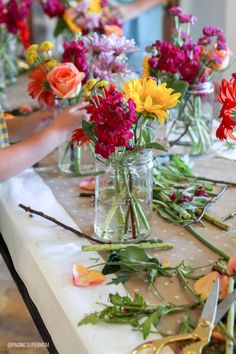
[94,150,153,243]
[167,82,214,155]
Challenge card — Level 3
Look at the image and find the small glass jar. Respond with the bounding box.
[58,141,95,175]
[56,98,96,175]
[94,150,153,243]
[167,82,214,155]
[4,34,18,85]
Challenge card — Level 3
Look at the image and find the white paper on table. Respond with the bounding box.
[0,168,173,354]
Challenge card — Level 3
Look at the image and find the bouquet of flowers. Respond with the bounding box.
[41,0,122,38]
[72,78,180,242]
[144,6,231,155]
[0,0,32,106]
[216,73,236,141]
[84,32,136,86]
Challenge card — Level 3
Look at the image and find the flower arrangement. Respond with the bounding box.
[216,73,236,141]
[41,0,122,38]
[144,6,231,155]
[72,78,180,242]
[0,0,31,49]
[84,32,136,85]
[26,40,85,106]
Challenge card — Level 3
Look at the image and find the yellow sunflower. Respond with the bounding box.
[123,78,181,124]
[142,56,150,78]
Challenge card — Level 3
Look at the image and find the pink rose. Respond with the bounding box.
[47,63,85,99]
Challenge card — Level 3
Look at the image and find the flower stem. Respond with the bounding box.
[185,225,231,261]
[82,242,175,252]
[226,278,235,354]
[195,209,231,231]
[185,174,236,187]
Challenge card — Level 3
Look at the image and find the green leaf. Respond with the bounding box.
[102,251,121,275]
[141,306,166,339]
[107,273,131,285]
[133,142,167,154]
[81,120,97,144]
[178,314,196,334]
[141,126,156,144]
[53,17,67,37]
[78,312,101,326]
[119,246,149,272]
[165,78,189,99]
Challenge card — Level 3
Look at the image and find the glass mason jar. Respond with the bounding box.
[58,141,96,175]
[4,34,18,85]
[167,82,214,155]
[0,60,8,109]
[56,98,96,175]
[94,150,153,243]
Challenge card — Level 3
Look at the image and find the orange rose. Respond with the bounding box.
[47,63,85,99]
[104,25,123,37]
[210,44,232,71]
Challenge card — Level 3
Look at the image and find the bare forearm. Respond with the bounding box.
[0,127,60,182]
[6,117,30,142]
[136,0,166,12]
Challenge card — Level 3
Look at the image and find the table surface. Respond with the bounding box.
[2,76,236,353]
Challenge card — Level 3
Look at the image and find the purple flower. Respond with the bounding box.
[87,33,136,55]
[203,26,221,37]
[198,36,212,46]
[62,40,89,82]
[41,0,65,18]
[178,13,197,25]
[168,6,183,16]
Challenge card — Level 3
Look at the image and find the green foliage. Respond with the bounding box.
[78,292,195,339]
[101,246,172,286]
[81,120,97,144]
[54,17,67,37]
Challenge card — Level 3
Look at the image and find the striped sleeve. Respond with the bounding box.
[0,112,9,148]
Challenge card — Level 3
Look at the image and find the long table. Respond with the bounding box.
[1,148,236,353]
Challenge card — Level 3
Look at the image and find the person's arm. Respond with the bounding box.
[6,109,53,143]
[109,0,166,21]
[0,104,87,182]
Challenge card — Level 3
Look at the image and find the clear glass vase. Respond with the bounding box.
[58,141,96,175]
[94,150,153,243]
[167,82,214,155]
[0,60,8,109]
[3,34,18,85]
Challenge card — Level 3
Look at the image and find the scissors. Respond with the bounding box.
[132,279,236,354]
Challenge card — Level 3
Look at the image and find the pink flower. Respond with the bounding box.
[62,40,89,82]
[41,0,65,18]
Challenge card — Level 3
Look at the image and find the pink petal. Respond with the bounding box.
[79,177,96,191]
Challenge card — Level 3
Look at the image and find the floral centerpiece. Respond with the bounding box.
[25,40,92,175]
[216,73,236,141]
[0,0,31,106]
[40,0,122,38]
[143,6,231,155]
[72,77,180,242]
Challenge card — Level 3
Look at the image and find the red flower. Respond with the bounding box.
[28,65,54,106]
[195,187,208,197]
[227,256,236,276]
[72,128,93,150]
[86,85,138,158]
[17,21,30,49]
[216,77,236,140]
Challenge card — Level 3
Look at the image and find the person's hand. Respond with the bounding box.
[25,109,53,134]
[108,0,144,21]
[50,102,88,143]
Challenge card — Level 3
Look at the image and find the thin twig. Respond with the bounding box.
[18,204,106,244]
[222,210,236,222]
[169,122,191,147]
[184,185,230,227]
[78,192,95,198]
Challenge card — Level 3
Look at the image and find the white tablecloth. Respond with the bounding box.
[0,169,171,354]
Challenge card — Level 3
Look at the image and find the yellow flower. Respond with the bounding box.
[96,80,109,89]
[27,44,38,52]
[123,77,181,124]
[46,60,59,70]
[84,79,97,92]
[87,0,102,14]
[63,10,82,33]
[142,56,150,77]
[25,49,38,65]
[38,41,54,52]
